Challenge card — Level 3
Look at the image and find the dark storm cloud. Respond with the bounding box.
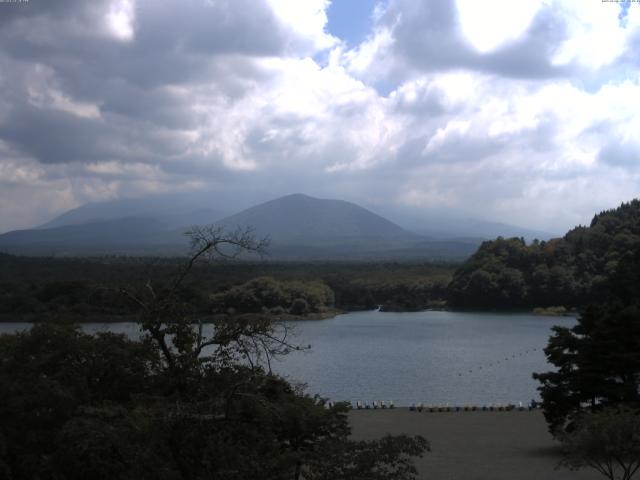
[0,0,287,97]
[0,101,196,165]
[368,0,571,81]
[1,0,287,61]
[0,0,638,236]
[0,0,571,177]
[0,106,109,164]
[0,0,94,27]
[97,81,200,130]
[0,0,294,168]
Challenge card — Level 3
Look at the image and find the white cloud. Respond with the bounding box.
[342,25,395,78]
[266,0,337,54]
[106,0,136,41]
[456,0,545,53]
[29,88,102,119]
[1,0,640,234]
[551,0,636,69]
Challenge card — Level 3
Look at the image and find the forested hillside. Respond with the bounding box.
[447,200,640,309]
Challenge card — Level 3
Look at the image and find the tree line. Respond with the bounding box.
[0,255,454,320]
[448,200,640,309]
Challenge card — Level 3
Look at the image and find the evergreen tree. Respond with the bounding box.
[534,249,640,434]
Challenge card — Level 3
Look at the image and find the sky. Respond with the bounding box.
[0,0,639,234]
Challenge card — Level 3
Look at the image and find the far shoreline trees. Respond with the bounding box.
[0,254,453,321]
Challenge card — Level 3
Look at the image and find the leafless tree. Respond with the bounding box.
[120,225,300,376]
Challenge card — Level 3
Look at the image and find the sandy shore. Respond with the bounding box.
[349,409,600,480]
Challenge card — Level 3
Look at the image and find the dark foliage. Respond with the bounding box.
[533,248,640,434]
[448,200,640,309]
[558,406,640,480]
[210,276,335,315]
[0,323,159,480]
[0,227,429,479]
[0,255,454,320]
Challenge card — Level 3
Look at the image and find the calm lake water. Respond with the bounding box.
[0,310,574,406]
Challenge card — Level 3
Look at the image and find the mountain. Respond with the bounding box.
[218,193,412,241]
[0,218,186,255]
[416,218,555,242]
[0,193,482,259]
[214,194,482,259]
[39,193,226,230]
[369,208,557,242]
[213,194,437,259]
[447,199,640,309]
[39,192,556,242]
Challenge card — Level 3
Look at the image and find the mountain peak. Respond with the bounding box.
[279,193,314,200]
[218,194,410,241]
[0,193,484,259]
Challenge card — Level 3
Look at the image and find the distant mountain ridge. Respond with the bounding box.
[39,194,224,230]
[0,218,185,255]
[371,209,556,242]
[0,193,542,260]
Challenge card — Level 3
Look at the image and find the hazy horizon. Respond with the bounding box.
[1,0,639,235]
[28,191,559,238]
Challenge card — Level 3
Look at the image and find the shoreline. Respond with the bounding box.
[0,306,577,324]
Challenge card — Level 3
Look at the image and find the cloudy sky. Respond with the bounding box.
[0,0,639,234]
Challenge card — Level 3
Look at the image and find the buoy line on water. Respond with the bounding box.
[455,347,541,378]
[327,346,545,412]
[345,401,540,412]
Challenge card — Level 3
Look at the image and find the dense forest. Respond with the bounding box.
[0,255,453,321]
[447,200,640,309]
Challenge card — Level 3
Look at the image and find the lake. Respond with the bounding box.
[0,310,574,406]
